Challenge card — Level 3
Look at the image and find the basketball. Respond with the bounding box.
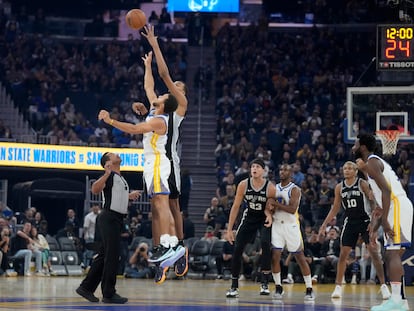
[125,9,146,30]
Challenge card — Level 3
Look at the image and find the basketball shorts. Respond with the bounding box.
[168,160,181,200]
[271,219,303,253]
[385,195,413,250]
[143,154,170,197]
[340,218,370,248]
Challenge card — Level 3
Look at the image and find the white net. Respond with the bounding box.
[376,130,401,155]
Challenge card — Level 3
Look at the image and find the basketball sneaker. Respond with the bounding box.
[273,285,284,300]
[371,299,409,311]
[379,284,391,300]
[226,288,239,298]
[148,245,174,263]
[304,287,315,301]
[260,283,270,295]
[331,285,342,298]
[160,245,186,269]
[154,264,170,285]
[174,246,188,277]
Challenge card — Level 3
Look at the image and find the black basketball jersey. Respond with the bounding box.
[340,177,370,221]
[242,178,269,222]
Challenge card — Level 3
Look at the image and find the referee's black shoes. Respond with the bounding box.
[76,286,99,303]
[102,293,128,304]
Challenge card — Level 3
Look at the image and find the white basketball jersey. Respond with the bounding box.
[143,111,169,158]
[367,154,407,205]
[273,182,301,223]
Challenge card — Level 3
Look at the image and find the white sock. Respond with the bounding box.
[304,274,312,288]
[272,272,281,285]
[287,273,293,279]
[169,235,178,247]
[390,282,402,302]
[160,234,170,248]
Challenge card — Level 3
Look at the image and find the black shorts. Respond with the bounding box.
[168,164,180,200]
[341,218,370,248]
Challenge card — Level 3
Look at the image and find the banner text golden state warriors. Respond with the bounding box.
[0,142,144,171]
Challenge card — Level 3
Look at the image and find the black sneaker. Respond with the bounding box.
[273,285,284,300]
[102,293,128,304]
[260,283,270,295]
[154,264,169,284]
[148,245,174,263]
[305,287,315,301]
[76,286,99,303]
[174,246,188,277]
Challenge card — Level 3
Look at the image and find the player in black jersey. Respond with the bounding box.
[226,158,276,298]
[319,161,390,300]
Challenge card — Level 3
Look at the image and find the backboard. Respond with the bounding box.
[345,86,414,143]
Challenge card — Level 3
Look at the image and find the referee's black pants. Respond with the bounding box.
[79,209,123,298]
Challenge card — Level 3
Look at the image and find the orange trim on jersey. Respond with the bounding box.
[151,133,161,192]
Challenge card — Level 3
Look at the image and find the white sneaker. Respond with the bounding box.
[260,283,270,295]
[379,284,391,300]
[331,285,342,298]
[226,288,239,298]
[351,275,357,284]
[371,298,409,311]
[282,276,294,284]
[238,275,246,281]
[402,299,409,310]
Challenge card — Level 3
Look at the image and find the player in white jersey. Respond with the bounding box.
[98,90,185,285]
[267,164,314,301]
[141,24,189,276]
[353,133,413,311]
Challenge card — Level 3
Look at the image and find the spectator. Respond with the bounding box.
[0,226,11,275]
[82,205,101,267]
[182,211,195,239]
[203,197,220,228]
[159,7,172,24]
[14,221,43,276]
[30,226,51,275]
[124,242,153,279]
[179,168,192,212]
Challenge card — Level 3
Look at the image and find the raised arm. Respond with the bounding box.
[98,109,166,135]
[142,51,157,107]
[141,25,187,116]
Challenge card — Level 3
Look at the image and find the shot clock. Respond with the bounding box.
[377,24,414,70]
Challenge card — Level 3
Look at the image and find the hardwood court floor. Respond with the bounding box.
[0,276,413,310]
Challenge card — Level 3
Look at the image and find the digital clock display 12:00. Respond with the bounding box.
[377,25,414,70]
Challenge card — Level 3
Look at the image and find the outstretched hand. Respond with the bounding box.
[141,51,153,67]
[132,102,148,116]
[141,24,158,46]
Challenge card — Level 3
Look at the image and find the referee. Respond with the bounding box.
[76,152,140,304]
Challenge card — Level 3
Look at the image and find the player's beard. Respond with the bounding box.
[353,149,363,161]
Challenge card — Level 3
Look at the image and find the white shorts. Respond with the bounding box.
[143,154,171,197]
[384,195,413,250]
[271,219,304,253]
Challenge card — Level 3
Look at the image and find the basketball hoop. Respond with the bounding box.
[375,130,401,155]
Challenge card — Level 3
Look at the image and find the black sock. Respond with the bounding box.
[401,275,406,299]
[231,276,239,289]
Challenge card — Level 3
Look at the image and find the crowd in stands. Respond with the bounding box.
[0,5,187,147]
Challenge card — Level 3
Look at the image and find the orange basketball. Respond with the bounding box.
[126,9,146,30]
